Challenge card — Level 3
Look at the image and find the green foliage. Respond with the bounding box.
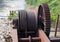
[8,11,17,20]
[25,0,60,22]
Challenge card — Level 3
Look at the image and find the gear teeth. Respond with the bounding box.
[38,3,51,37]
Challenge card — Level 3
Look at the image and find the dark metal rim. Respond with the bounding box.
[38,3,51,37]
[18,10,27,31]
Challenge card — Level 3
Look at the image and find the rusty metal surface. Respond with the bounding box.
[38,29,50,42]
[38,3,51,37]
[54,15,59,37]
[12,28,18,42]
[18,11,38,42]
[12,3,51,42]
[19,37,40,41]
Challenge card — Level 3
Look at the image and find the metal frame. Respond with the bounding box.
[12,27,50,42]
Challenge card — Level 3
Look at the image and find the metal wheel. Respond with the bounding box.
[38,3,51,37]
[18,11,37,38]
[24,11,38,37]
[18,10,27,31]
[27,11,37,31]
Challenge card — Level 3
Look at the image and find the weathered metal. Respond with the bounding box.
[19,37,40,41]
[12,28,18,42]
[54,15,59,37]
[12,3,51,42]
[18,11,38,39]
[26,12,37,31]
[12,27,50,42]
[38,3,51,37]
[38,29,50,42]
[18,10,27,31]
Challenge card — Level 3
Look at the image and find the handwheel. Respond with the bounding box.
[38,3,51,37]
